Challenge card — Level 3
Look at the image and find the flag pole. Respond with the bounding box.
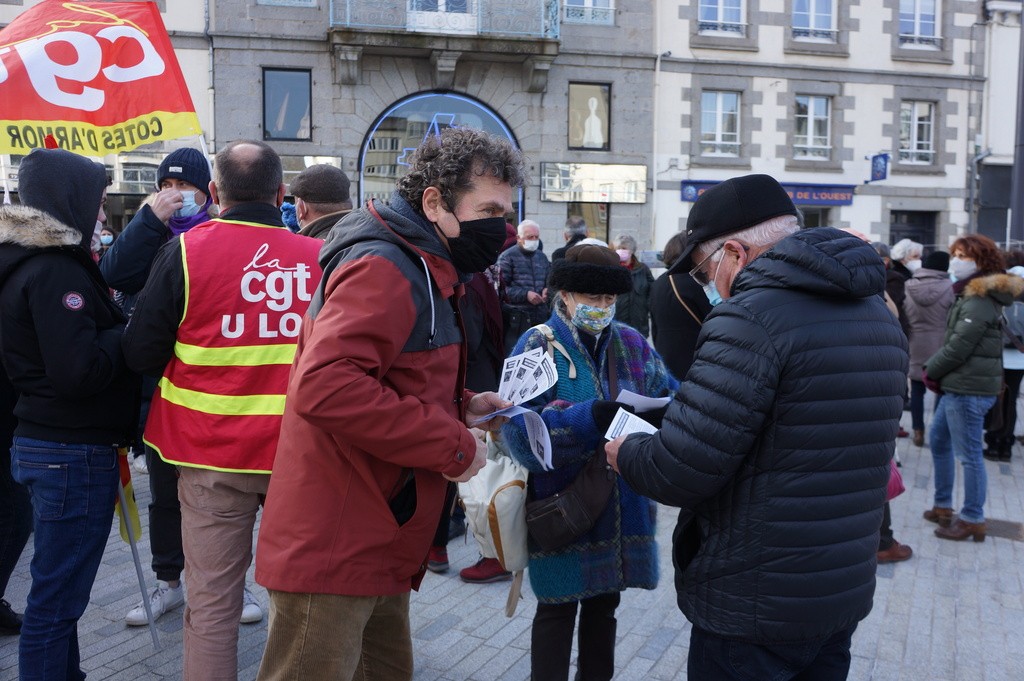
[197,134,213,175]
[1,155,11,205]
[117,482,161,650]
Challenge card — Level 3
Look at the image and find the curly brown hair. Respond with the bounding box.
[950,234,1005,276]
[396,128,527,214]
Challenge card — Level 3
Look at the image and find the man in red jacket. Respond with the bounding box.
[255,128,525,680]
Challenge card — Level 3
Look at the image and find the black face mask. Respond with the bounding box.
[446,216,508,274]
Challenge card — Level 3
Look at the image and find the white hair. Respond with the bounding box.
[694,214,801,264]
[890,238,923,262]
[578,237,609,247]
[614,234,637,252]
[517,219,540,237]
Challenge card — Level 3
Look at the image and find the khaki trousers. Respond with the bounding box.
[178,466,268,681]
[257,590,413,681]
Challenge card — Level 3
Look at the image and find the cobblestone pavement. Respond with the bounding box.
[2,416,1023,680]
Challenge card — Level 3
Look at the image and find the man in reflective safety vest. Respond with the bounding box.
[122,140,322,681]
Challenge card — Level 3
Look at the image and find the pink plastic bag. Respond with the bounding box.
[886,459,905,501]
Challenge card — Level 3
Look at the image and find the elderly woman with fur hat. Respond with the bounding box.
[501,243,677,681]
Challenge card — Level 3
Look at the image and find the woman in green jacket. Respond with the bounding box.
[923,235,1024,542]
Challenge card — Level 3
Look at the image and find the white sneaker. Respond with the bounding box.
[125,581,184,626]
[132,455,148,475]
[240,587,263,624]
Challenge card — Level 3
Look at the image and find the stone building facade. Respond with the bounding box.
[207,0,657,246]
[650,0,1001,252]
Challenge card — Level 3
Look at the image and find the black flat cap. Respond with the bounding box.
[672,174,798,273]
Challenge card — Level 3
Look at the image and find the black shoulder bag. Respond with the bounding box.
[524,339,619,552]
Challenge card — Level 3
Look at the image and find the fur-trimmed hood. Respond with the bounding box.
[0,204,84,288]
[0,204,83,249]
[962,272,1024,306]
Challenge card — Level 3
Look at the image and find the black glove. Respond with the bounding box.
[636,404,669,429]
[592,400,632,434]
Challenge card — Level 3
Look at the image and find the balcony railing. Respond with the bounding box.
[698,20,746,36]
[792,27,837,41]
[562,2,614,25]
[898,33,942,48]
[330,0,560,39]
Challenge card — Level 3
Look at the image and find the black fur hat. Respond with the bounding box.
[548,244,633,295]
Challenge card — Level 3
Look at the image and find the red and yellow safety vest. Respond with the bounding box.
[144,218,322,473]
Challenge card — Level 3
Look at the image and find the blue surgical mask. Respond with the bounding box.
[174,190,202,218]
[99,234,114,246]
[571,297,616,334]
[702,281,722,306]
[702,255,724,306]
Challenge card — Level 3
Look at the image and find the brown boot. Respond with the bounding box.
[877,540,913,564]
[912,430,924,447]
[934,519,986,542]
[922,506,953,527]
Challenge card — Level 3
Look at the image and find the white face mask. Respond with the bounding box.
[91,220,103,251]
[906,259,922,272]
[522,239,539,252]
[949,258,977,282]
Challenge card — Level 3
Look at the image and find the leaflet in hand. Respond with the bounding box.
[470,347,558,470]
[604,407,658,441]
[615,389,671,412]
[498,347,558,405]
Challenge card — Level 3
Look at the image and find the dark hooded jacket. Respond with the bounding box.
[256,193,477,597]
[618,227,908,645]
[0,149,137,445]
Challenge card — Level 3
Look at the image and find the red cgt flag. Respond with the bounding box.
[0,1,201,155]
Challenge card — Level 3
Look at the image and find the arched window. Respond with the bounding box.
[360,92,522,216]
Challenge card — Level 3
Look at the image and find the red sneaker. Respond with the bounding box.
[426,546,449,573]
[459,557,512,584]
[896,428,909,438]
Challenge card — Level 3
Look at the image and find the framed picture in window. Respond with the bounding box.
[263,68,312,141]
[568,83,610,151]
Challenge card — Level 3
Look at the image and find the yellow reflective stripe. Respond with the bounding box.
[180,233,191,323]
[144,438,271,475]
[158,377,285,416]
[208,218,285,230]
[174,341,297,366]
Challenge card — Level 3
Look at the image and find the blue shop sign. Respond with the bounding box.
[681,181,855,206]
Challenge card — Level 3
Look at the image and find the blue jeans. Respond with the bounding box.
[929,393,996,524]
[688,625,856,680]
[11,438,118,681]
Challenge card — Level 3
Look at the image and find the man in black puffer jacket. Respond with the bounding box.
[607,174,908,680]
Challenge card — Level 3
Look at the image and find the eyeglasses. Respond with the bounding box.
[689,244,725,287]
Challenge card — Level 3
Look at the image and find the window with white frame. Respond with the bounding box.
[699,0,745,35]
[898,0,939,47]
[122,164,158,194]
[793,0,836,40]
[410,0,469,11]
[898,101,935,164]
[407,0,477,34]
[563,0,615,25]
[794,95,831,159]
[701,91,740,156]
[367,136,401,151]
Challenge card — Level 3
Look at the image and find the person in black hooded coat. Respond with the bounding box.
[606,175,908,681]
[0,148,138,679]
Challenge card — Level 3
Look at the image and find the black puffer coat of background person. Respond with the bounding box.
[618,227,908,646]
[614,258,654,337]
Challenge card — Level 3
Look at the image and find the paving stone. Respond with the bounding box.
[3,417,1023,679]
